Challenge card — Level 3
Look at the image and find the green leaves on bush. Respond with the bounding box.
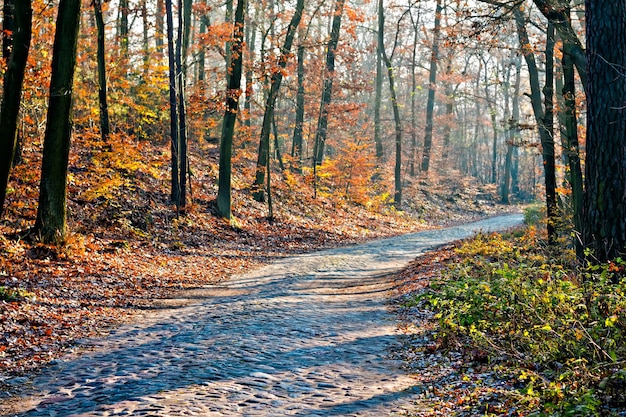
[418,230,626,416]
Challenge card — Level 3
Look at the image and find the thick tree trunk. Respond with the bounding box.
[216,0,246,219]
[313,0,346,166]
[93,0,110,143]
[420,0,442,173]
[252,0,304,202]
[583,0,626,262]
[34,0,80,244]
[0,0,31,217]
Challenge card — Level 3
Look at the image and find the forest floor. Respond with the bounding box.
[0,134,519,390]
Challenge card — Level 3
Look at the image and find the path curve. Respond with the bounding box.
[1,214,523,417]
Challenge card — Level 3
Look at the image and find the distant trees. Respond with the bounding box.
[0,0,623,264]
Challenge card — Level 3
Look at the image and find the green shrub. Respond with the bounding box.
[416,229,626,415]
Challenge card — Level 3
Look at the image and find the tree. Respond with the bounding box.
[34,0,81,244]
[216,0,246,219]
[378,0,403,207]
[0,0,32,217]
[583,0,626,262]
[165,0,180,207]
[513,5,557,244]
[251,0,305,203]
[420,0,442,173]
[313,0,346,166]
[93,0,110,143]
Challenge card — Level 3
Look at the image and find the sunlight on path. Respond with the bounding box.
[1,214,523,417]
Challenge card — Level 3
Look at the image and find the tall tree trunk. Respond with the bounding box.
[542,22,557,244]
[252,0,304,202]
[0,0,31,217]
[373,19,384,161]
[583,0,626,262]
[420,0,442,173]
[291,41,305,167]
[216,0,246,219]
[560,8,584,259]
[408,6,420,176]
[34,0,80,244]
[165,0,180,206]
[378,0,402,208]
[176,0,193,209]
[243,1,257,130]
[514,6,558,244]
[93,0,110,143]
[313,0,346,166]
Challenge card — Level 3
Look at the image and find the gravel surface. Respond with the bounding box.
[1,214,523,417]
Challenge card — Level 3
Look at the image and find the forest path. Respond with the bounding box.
[2,214,523,417]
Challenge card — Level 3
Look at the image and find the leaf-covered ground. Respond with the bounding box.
[0,133,514,387]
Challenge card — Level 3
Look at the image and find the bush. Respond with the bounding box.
[417,229,626,416]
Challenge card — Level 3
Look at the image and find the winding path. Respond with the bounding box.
[2,214,523,417]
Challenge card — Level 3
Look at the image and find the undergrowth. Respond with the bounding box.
[416,222,626,416]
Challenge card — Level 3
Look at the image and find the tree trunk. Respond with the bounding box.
[34,0,80,244]
[514,6,557,244]
[216,0,246,219]
[378,0,402,208]
[291,42,305,167]
[93,0,110,143]
[373,19,384,161]
[542,23,557,244]
[0,0,31,217]
[583,0,626,262]
[251,0,304,202]
[165,0,180,206]
[560,8,584,259]
[313,0,346,166]
[176,0,193,210]
[420,0,442,173]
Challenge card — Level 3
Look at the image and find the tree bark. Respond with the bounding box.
[583,0,626,262]
[0,0,31,217]
[216,0,246,219]
[34,0,80,244]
